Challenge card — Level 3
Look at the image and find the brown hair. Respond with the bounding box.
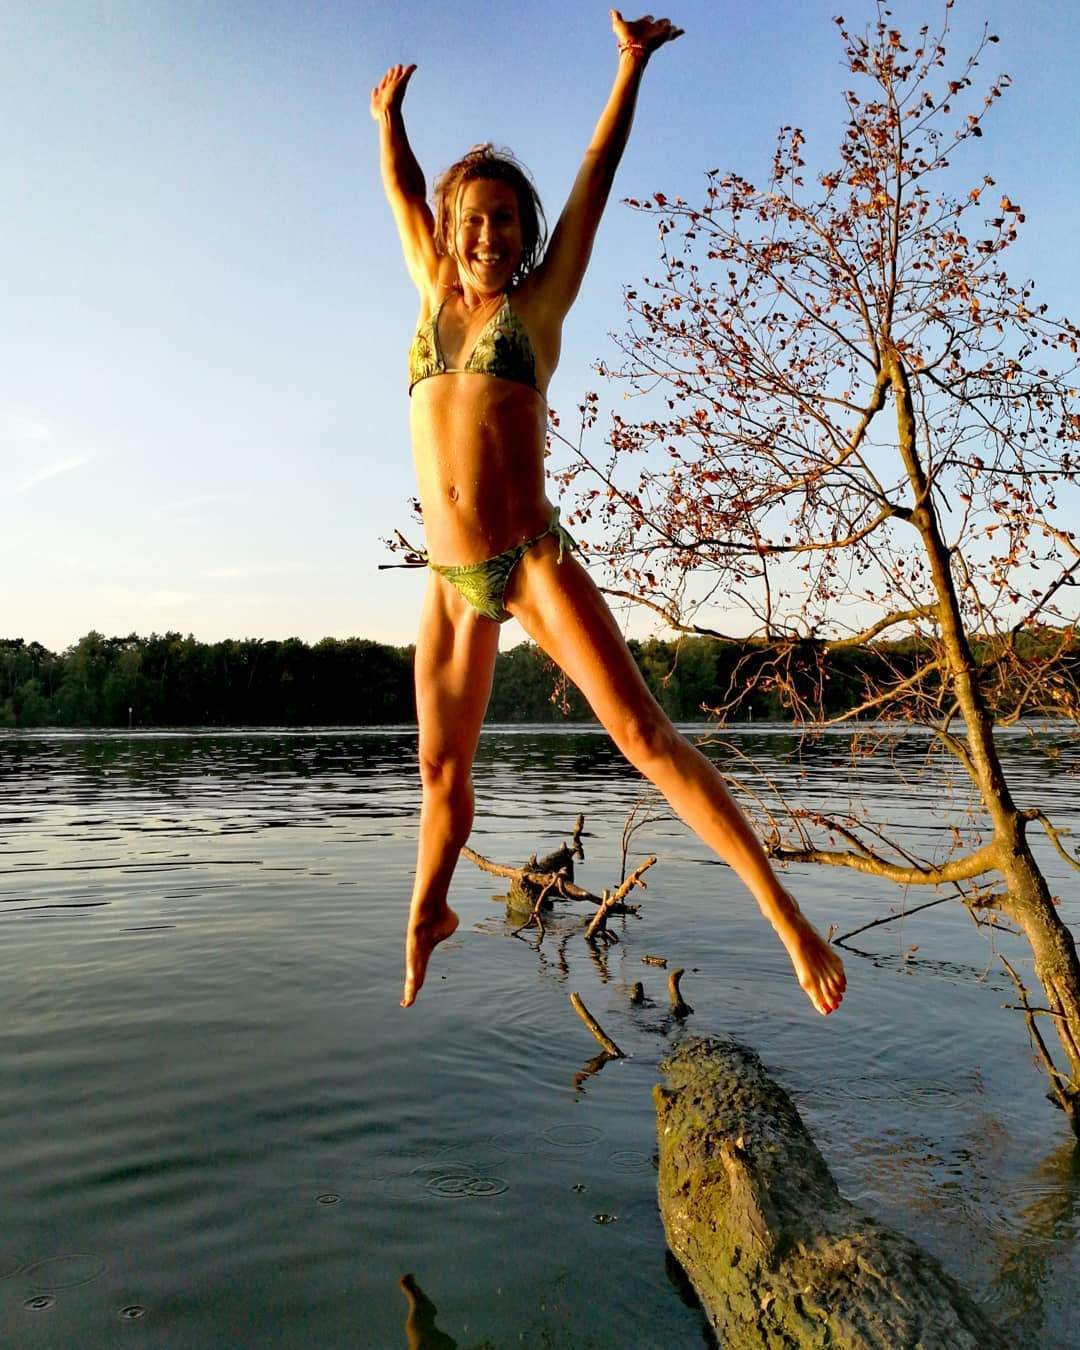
[433,144,547,287]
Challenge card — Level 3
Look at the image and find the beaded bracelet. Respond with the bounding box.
[618,40,647,57]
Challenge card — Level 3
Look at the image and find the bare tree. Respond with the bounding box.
[553,2,1080,1130]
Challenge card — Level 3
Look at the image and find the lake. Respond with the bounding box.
[1,724,1078,1348]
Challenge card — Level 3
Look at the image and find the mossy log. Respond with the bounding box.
[505,843,577,915]
[654,1037,1006,1349]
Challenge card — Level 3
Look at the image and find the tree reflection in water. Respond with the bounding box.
[988,1138,1080,1342]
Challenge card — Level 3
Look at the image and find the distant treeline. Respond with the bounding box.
[0,628,1073,729]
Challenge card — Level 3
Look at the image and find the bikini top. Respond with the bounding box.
[408,292,539,395]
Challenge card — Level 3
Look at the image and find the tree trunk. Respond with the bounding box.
[654,1037,1008,1348]
[998,845,1080,1126]
[887,344,1080,1131]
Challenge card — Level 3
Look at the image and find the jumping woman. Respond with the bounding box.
[371,10,846,1016]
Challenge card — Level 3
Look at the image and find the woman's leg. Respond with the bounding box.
[505,540,846,1015]
[401,571,501,1007]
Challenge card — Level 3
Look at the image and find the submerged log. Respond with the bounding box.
[506,842,577,915]
[654,1037,1006,1349]
[667,967,693,1019]
[462,815,648,933]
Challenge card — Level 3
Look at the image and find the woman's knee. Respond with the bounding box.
[609,705,680,774]
[418,747,474,813]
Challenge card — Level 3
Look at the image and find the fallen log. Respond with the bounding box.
[654,1037,1006,1349]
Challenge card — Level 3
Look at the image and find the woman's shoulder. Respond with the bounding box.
[509,273,563,346]
[413,257,458,322]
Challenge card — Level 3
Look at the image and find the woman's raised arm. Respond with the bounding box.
[371,64,440,296]
[529,11,682,320]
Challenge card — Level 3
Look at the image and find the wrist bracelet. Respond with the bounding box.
[618,40,646,57]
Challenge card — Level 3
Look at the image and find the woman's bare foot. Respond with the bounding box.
[773,901,846,1015]
[401,905,460,1007]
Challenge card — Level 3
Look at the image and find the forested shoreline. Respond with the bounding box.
[0,629,1074,729]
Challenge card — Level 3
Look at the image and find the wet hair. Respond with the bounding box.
[433,144,547,287]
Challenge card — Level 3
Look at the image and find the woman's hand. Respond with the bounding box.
[370,64,417,120]
[610,10,683,59]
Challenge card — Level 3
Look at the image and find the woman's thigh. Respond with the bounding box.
[504,539,669,751]
[414,570,501,773]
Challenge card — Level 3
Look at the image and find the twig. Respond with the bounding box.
[585,856,657,941]
[1022,808,1080,874]
[619,795,664,883]
[1000,1003,1068,1019]
[612,854,657,903]
[570,993,625,1058]
[833,893,955,945]
[511,874,562,943]
[834,879,1013,946]
[999,954,1076,1117]
[586,888,618,945]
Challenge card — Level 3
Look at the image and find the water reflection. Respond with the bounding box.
[989,1139,1080,1340]
[1,725,1078,1345]
[572,1051,618,1095]
[400,1273,458,1350]
[663,1251,719,1348]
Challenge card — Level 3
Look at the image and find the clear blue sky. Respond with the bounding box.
[3,0,1078,652]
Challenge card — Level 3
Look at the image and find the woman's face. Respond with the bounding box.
[453,178,524,293]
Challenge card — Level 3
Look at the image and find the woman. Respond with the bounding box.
[371,10,846,1016]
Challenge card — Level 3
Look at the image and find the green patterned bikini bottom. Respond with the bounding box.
[429,508,577,623]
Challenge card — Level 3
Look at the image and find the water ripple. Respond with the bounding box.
[1,725,1078,1346]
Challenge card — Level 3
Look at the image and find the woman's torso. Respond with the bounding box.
[408,278,561,564]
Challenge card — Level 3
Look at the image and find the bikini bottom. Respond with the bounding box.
[429,507,577,623]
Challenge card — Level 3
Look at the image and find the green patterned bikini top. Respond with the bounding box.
[408,293,539,395]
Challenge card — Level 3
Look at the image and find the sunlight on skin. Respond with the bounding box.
[401,905,459,1008]
[503,542,849,1020]
[400,882,846,1015]
[775,903,847,1016]
[376,12,845,1023]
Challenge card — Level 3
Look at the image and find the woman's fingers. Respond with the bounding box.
[370,64,417,117]
[378,63,416,89]
[610,12,684,52]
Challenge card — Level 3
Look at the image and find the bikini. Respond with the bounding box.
[408,292,539,395]
[405,293,577,623]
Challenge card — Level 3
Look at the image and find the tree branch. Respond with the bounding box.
[824,606,938,649]
[1021,809,1080,874]
[768,839,999,885]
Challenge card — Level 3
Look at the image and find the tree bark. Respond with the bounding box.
[654,1037,1008,1349]
[887,342,1080,1128]
[997,849,1080,1122]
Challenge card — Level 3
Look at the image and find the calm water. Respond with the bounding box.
[1,724,1079,1349]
